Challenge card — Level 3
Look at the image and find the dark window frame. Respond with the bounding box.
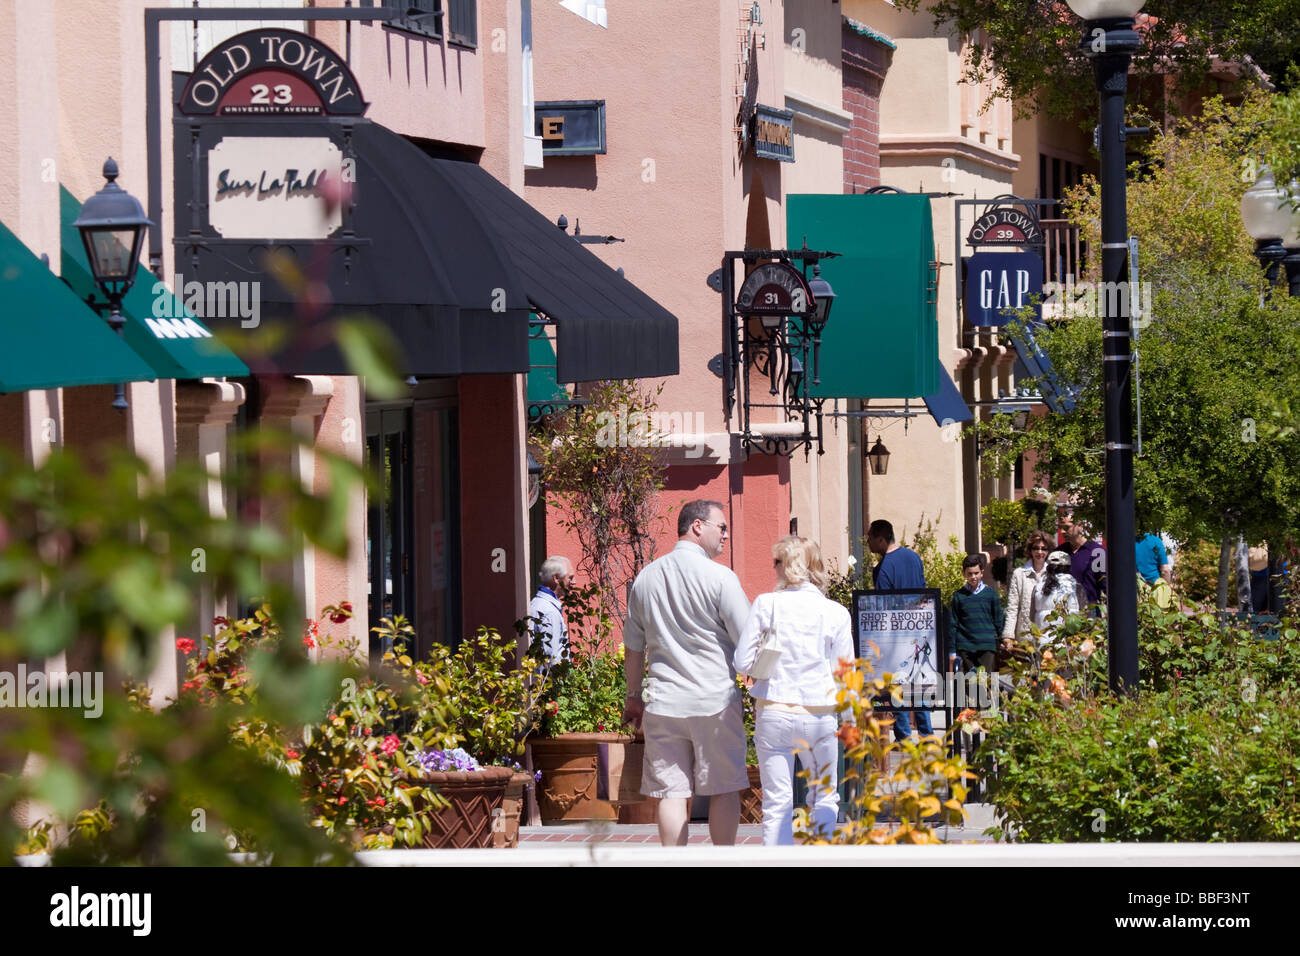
[381,0,478,49]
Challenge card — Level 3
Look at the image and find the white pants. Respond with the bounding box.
[754,708,839,846]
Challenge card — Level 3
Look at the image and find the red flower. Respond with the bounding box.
[212,616,229,630]
[176,638,197,655]
[181,681,198,692]
[329,602,354,624]
[286,750,300,760]
[337,797,347,805]
[546,701,559,716]
[362,726,372,735]
[367,797,386,808]
[303,634,316,649]
[381,735,400,756]
[415,672,429,686]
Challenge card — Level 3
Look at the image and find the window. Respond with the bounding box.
[390,0,444,41]
[446,0,478,47]
[387,0,477,47]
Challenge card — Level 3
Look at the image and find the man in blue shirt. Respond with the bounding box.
[867,519,932,741]
[1134,533,1171,585]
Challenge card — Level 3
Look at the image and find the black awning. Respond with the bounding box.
[174,118,678,383]
[429,156,680,384]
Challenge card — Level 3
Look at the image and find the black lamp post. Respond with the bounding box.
[1240,166,1293,290]
[73,158,153,411]
[1284,179,1300,299]
[1066,0,1144,695]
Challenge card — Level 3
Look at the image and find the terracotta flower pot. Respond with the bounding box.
[528,732,630,822]
[495,771,533,848]
[411,766,514,849]
[739,765,763,824]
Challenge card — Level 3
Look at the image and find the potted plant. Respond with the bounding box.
[382,618,551,848]
[530,643,633,822]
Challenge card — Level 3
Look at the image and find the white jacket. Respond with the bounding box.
[1030,573,1080,643]
[1003,562,1045,640]
[734,583,854,707]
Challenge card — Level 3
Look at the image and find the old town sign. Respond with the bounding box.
[735,261,815,315]
[176,29,368,243]
[966,200,1042,247]
[178,28,367,117]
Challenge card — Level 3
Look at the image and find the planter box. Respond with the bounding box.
[528,733,630,822]
[740,765,763,824]
[410,767,514,849]
[495,771,533,849]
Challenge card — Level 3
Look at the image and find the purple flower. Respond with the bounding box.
[416,748,482,773]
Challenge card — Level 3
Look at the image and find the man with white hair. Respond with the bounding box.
[529,556,573,664]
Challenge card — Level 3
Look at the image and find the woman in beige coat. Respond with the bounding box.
[1001,530,1054,648]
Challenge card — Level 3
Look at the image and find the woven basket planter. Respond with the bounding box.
[412,766,514,849]
[739,765,763,824]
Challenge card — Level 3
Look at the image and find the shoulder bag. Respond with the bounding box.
[747,595,783,680]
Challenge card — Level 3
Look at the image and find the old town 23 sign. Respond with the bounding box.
[179,29,367,242]
[179,28,367,117]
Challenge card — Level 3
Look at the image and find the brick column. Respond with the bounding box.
[842,27,893,194]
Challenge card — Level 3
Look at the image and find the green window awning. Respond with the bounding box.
[787,193,939,398]
[60,187,248,379]
[0,219,156,393]
[527,325,576,421]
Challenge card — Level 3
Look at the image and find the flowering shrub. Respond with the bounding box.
[379,618,550,765]
[537,647,628,736]
[794,654,972,845]
[982,600,1300,841]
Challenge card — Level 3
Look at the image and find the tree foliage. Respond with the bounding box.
[980,94,1300,548]
[538,380,668,628]
[896,0,1300,121]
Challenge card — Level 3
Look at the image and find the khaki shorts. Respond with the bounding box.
[640,702,750,798]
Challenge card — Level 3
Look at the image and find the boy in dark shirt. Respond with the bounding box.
[951,554,1005,674]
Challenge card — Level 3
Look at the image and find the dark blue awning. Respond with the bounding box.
[923,360,973,426]
[1008,322,1078,413]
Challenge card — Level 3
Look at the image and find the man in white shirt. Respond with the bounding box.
[622,500,752,846]
[529,556,573,664]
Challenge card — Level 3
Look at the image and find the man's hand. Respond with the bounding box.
[623,695,644,732]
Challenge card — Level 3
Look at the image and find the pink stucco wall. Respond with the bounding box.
[529,1,793,619]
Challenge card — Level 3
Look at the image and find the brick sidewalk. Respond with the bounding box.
[518,818,999,846]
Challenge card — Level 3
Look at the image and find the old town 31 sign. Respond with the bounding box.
[178,29,367,242]
[735,262,815,316]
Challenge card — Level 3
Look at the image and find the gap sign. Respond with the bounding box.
[963,251,1043,327]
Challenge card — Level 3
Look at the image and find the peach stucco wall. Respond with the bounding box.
[526,1,798,613]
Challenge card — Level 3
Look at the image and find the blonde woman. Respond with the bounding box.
[1001,530,1053,649]
[734,536,854,846]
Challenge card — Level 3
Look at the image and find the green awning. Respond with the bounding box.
[527,326,575,420]
[60,187,248,379]
[0,219,156,393]
[787,194,939,398]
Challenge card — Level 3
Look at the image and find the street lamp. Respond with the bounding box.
[1240,165,1293,287]
[867,436,890,476]
[1066,0,1144,695]
[1284,179,1300,299]
[73,158,153,411]
[806,263,835,387]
